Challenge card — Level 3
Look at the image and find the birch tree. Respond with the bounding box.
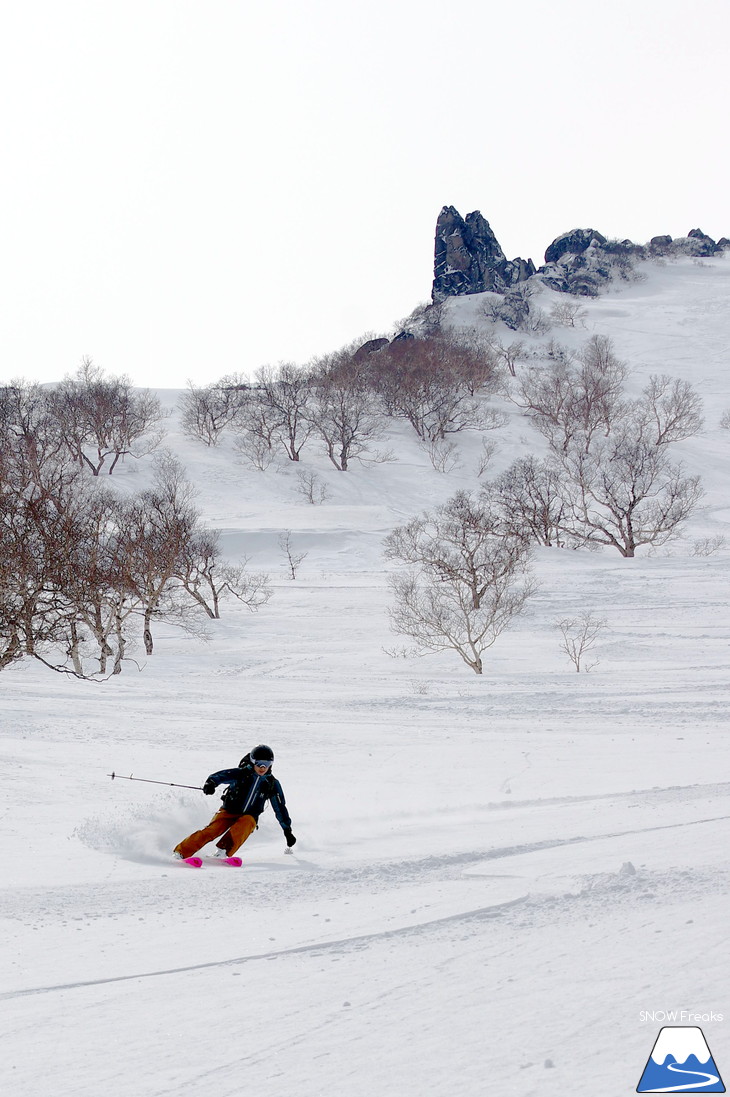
[119,453,199,654]
[384,491,535,674]
[309,352,383,471]
[516,335,627,453]
[52,358,166,474]
[487,456,575,547]
[253,363,314,461]
[179,376,248,447]
[175,529,271,619]
[559,427,703,556]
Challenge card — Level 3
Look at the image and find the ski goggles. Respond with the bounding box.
[252,759,272,769]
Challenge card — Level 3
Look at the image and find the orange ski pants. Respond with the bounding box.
[174,810,257,859]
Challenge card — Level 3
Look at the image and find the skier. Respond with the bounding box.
[173,744,296,861]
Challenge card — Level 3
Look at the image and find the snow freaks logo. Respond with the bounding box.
[637,1027,725,1092]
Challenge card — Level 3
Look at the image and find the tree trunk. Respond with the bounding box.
[23,605,35,654]
[325,441,342,470]
[182,582,216,619]
[112,609,126,674]
[69,621,84,676]
[143,605,154,654]
[0,632,21,669]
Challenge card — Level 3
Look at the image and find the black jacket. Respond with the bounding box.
[206,761,292,830]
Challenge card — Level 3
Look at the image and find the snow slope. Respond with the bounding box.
[2,255,729,1096]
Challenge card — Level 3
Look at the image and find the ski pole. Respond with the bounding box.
[108,772,204,791]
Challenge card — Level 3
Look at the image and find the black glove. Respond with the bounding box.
[202,779,216,795]
[284,828,297,848]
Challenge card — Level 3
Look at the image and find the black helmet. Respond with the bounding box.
[250,744,274,765]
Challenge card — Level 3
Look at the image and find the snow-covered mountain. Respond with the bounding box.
[2,254,729,1096]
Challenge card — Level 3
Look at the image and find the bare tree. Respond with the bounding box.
[690,535,726,557]
[488,338,525,378]
[577,335,629,430]
[308,351,384,471]
[179,376,248,447]
[254,363,314,461]
[279,530,307,579]
[475,437,499,478]
[487,456,575,548]
[295,468,329,504]
[0,394,90,671]
[60,487,137,675]
[0,435,109,675]
[0,406,269,676]
[549,301,588,328]
[175,529,271,619]
[541,339,577,364]
[52,358,166,474]
[558,427,703,556]
[369,335,500,442]
[633,374,703,446]
[0,379,66,475]
[423,438,461,473]
[384,491,535,674]
[443,329,501,395]
[481,296,507,325]
[119,452,199,653]
[556,612,606,672]
[0,460,68,666]
[232,399,282,470]
[515,335,628,453]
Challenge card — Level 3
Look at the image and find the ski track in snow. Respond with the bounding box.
[2,780,728,927]
[0,895,521,1002]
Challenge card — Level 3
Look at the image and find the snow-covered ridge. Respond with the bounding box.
[432,206,729,303]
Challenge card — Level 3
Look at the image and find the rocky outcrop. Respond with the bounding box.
[647,229,725,258]
[353,337,390,362]
[544,228,607,265]
[649,235,673,254]
[538,230,644,296]
[432,207,729,303]
[432,206,535,301]
[686,228,719,256]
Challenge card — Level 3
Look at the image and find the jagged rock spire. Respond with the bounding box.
[432,206,535,301]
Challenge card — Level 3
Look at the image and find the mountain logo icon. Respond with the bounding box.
[637,1026,725,1092]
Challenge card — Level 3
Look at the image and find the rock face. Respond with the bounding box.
[432,206,535,301]
[432,207,729,303]
[544,228,607,265]
[538,229,641,296]
[687,228,720,256]
[650,234,673,251]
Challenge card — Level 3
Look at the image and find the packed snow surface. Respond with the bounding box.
[2,256,729,1096]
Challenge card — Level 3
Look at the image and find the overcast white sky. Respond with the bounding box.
[1,0,728,388]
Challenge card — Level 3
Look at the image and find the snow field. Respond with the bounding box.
[2,255,730,1095]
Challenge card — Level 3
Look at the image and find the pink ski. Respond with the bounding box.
[209,855,242,867]
[182,856,203,868]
